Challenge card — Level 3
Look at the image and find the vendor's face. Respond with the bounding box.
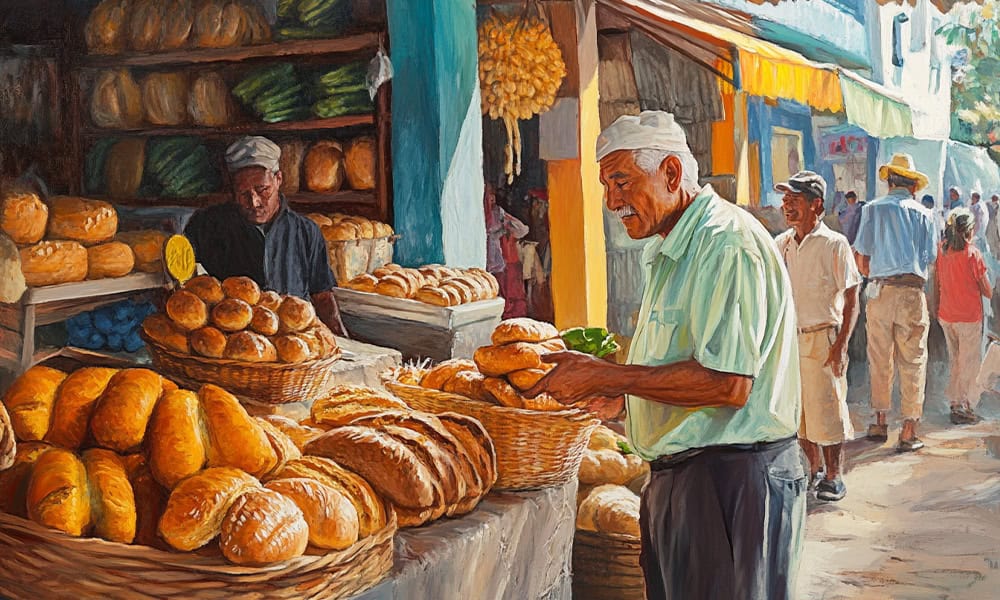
[781,191,822,230]
[950,189,960,203]
[599,150,681,239]
[232,167,283,225]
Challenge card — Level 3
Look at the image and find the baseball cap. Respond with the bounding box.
[775,170,826,200]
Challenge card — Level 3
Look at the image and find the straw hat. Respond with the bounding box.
[878,153,929,191]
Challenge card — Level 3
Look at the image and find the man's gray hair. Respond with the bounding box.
[632,148,700,187]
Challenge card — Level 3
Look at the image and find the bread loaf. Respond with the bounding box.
[492,318,560,345]
[257,290,282,311]
[0,187,47,244]
[277,296,316,332]
[190,326,228,358]
[274,334,313,363]
[377,425,451,518]
[507,368,551,392]
[106,140,146,198]
[578,449,629,486]
[184,275,225,305]
[420,359,476,391]
[86,241,135,279]
[576,484,638,534]
[220,488,309,565]
[211,298,253,332]
[47,196,118,245]
[469,268,500,297]
[20,241,89,287]
[304,141,345,193]
[142,72,188,125]
[224,331,277,362]
[26,448,90,536]
[344,273,378,293]
[257,415,323,451]
[482,376,524,408]
[343,137,376,191]
[2,365,66,442]
[438,412,497,491]
[521,393,565,411]
[148,389,207,489]
[415,286,452,307]
[166,289,209,331]
[200,384,278,478]
[90,368,166,453]
[373,221,394,238]
[85,0,129,54]
[440,279,474,304]
[82,448,136,543]
[249,305,279,336]
[221,276,261,305]
[116,230,168,273]
[441,370,492,403]
[375,275,411,299]
[265,478,359,550]
[0,442,52,517]
[158,467,261,551]
[256,418,302,478]
[594,494,641,537]
[142,313,191,353]
[279,141,306,194]
[45,367,118,450]
[310,385,407,426]
[474,342,553,377]
[160,0,194,50]
[127,459,170,549]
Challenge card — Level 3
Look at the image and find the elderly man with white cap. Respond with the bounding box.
[526,112,804,599]
[184,135,347,335]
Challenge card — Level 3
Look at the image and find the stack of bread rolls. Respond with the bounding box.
[575,427,646,539]
[344,263,500,307]
[142,275,339,363]
[578,425,647,488]
[307,213,394,242]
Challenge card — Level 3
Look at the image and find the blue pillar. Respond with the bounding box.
[386,0,486,268]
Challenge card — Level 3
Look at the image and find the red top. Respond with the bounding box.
[937,244,987,323]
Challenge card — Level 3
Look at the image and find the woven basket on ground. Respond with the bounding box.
[143,334,342,404]
[0,507,396,600]
[385,380,600,491]
[572,529,645,600]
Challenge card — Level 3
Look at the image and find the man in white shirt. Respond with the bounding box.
[970,190,990,246]
[776,171,862,501]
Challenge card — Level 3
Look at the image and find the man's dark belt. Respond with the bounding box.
[649,436,797,472]
[875,273,926,288]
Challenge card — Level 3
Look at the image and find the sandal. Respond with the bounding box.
[866,423,888,441]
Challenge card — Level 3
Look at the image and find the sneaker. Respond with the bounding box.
[816,477,847,501]
[897,437,925,452]
[808,470,825,491]
[867,423,889,441]
[950,406,979,425]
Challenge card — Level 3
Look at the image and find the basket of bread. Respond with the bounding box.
[384,318,601,491]
[0,366,397,599]
[141,275,342,404]
[343,263,500,307]
[306,213,397,286]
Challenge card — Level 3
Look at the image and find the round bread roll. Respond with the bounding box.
[277,296,316,332]
[87,242,135,279]
[166,290,208,332]
[82,448,136,543]
[190,326,228,359]
[265,478,360,550]
[142,313,190,353]
[274,334,313,363]
[184,275,225,305]
[257,290,282,312]
[224,331,277,362]
[249,305,279,336]
[211,298,253,332]
[220,488,309,565]
[345,273,378,293]
[221,276,261,305]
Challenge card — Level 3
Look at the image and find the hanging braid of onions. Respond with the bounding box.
[943,207,974,253]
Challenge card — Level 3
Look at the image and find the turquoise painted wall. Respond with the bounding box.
[386,0,486,268]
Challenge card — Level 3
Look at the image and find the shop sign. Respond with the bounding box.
[821,132,867,158]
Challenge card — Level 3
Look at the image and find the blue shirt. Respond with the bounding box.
[853,189,938,280]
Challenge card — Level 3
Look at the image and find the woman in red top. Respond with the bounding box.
[935,208,992,424]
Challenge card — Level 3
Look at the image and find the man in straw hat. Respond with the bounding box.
[853,153,938,451]
[184,135,348,336]
[526,111,804,599]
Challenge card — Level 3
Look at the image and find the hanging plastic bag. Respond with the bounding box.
[367,46,393,101]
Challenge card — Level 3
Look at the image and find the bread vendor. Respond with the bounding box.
[184,136,347,336]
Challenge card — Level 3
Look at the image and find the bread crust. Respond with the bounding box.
[491,318,560,345]
[90,368,165,452]
[277,296,316,332]
[221,276,261,305]
[274,334,312,363]
[437,412,497,490]
[26,447,90,536]
[483,376,524,408]
[257,415,323,451]
[184,275,225,305]
[220,488,309,565]
[46,367,118,450]
[158,466,261,551]
[166,289,208,332]
[147,389,207,489]
[142,313,191,353]
[82,448,136,543]
[211,298,253,332]
[506,367,551,392]
[190,326,227,358]
[420,359,476,391]
[199,384,278,478]
[224,331,278,362]
[265,478,359,550]
[474,342,550,377]
[257,290,282,311]
[255,418,302,478]
[87,241,135,279]
[0,442,52,517]
[249,305,279,336]
[3,365,67,441]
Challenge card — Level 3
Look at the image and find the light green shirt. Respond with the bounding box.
[625,185,801,459]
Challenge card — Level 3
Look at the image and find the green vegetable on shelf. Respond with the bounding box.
[312,91,374,118]
[560,327,621,359]
[84,137,119,195]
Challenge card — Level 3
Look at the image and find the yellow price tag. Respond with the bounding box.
[164,234,196,284]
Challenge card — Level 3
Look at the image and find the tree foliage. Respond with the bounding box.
[937,1,1000,147]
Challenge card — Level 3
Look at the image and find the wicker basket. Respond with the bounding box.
[385,381,600,491]
[573,529,645,600]
[0,508,396,600]
[143,335,343,405]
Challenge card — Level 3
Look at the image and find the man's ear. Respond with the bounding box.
[660,155,683,192]
[273,170,284,188]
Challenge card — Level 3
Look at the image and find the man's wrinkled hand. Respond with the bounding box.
[524,351,617,405]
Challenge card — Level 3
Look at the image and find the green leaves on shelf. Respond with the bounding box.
[276,0,351,39]
[560,327,621,359]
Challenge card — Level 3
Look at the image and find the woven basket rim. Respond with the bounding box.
[385,380,598,423]
[142,333,343,371]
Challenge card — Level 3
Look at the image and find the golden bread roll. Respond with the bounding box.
[221,276,261,305]
[0,187,48,245]
[3,365,67,441]
[90,368,166,453]
[271,456,385,538]
[438,412,497,491]
[199,384,278,478]
[183,275,225,305]
[372,264,402,278]
[86,241,135,279]
[148,389,207,489]
[26,448,90,536]
[274,334,313,363]
[257,290,283,311]
[303,321,339,358]
[166,289,209,332]
[158,467,261,551]
[305,213,333,228]
[469,268,500,297]
[482,377,524,408]
[419,359,477,390]
[220,488,309,565]
[474,342,552,377]
[211,297,253,332]
[190,326,227,358]
[249,305,279,336]
[81,448,136,543]
[19,240,88,287]
[521,393,566,411]
[310,385,407,427]
[45,367,118,450]
[224,330,277,362]
[442,370,493,403]
[304,426,438,510]
[578,449,628,486]
[277,296,316,332]
[257,415,323,451]
[415,286,452,306]
[0,442,52,517]
[345,273,378,293]
[373,221,394,238]
[265,478,360,550]
[46,196,117,245]
[506,368,551,392]
[376,274,412,299]
[255,418,302,478]
[492,318,560,345]
[142,313,191,353]
[304,140,346,193]
[116,230,169,273]
[127,459,170,549]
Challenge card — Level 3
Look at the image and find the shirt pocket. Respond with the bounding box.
[637,309,684,364]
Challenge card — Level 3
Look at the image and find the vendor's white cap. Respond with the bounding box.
[596,111,690,162]
[225,136,281,173]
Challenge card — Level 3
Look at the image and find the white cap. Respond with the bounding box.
[225,136,281,173]
[596,111,690,162]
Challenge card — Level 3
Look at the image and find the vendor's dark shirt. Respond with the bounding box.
[184,199,336,298]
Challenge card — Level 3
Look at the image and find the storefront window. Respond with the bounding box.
[771,126,805,189]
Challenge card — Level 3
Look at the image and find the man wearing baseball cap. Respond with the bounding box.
[184,135,347,336]
[776,171,861,501]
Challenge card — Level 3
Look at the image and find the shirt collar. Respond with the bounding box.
[642,184,717,265]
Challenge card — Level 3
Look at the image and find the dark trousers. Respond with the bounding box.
[639,437,806,600]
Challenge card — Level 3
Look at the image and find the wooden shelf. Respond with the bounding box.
[81,114,375,138]
[79,33,381,68]
[21,272,170,306]
[0,345,150,372]
[97,189,376,209]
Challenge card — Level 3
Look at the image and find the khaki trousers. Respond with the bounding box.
[941,320,984,409]
[866,285,929,419]
[798,329,854,445]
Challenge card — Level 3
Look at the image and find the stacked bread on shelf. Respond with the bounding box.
[344,263,501,307]
[575,426,647,539]
[308,212,394,242]
[143,275,339,363]
[90,68,237,129]
[299,138,377,194]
